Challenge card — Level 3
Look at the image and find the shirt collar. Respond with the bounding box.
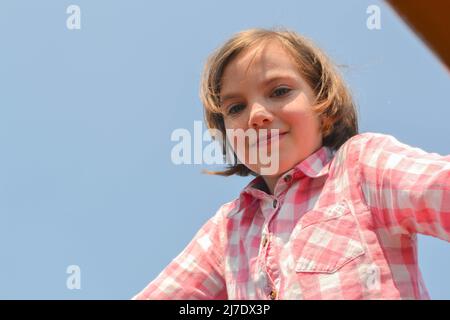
[293,145,335,178]
[227,146,335,217]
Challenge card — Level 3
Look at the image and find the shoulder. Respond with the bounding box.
[209,198,241,224]
[335,132,404,159]
[341,132,442,157]
[335,132,449,174]
[329,132,409,173]
[341,132,395,149]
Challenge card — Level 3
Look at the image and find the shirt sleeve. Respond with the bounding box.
[132,210,228,300]
[355,133,450,241]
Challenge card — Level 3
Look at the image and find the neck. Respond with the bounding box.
[261,175,281,195]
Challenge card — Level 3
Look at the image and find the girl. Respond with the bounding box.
[134,28,450,300]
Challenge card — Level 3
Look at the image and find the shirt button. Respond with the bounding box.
[365,265,380,290]
[283,174,292,183]
[272,199,278,208]
[262,235,268,247]
[269,290,277,300]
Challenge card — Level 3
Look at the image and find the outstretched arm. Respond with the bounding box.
[133,213,228,300]
[356,133,450,240]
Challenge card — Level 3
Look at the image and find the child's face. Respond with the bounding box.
[220,39,323,178]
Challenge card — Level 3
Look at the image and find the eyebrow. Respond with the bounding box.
[219,75,296,104]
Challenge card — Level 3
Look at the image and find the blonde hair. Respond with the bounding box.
[200,27,358,177]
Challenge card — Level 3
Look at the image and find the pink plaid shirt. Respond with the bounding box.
[134,132,450,300]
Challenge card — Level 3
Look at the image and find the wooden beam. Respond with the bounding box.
[387,0,450,71]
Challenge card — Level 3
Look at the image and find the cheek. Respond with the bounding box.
[224,120,249,150]
[223,122,235,149]
[286,110,322,143]
[303,113,321,135]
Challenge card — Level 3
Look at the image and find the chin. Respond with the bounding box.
[251,161,292,177]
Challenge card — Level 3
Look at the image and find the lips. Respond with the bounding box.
[266,131,287,143]
[250,131,288,148]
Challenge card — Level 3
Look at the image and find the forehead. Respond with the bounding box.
[221,40,299,87]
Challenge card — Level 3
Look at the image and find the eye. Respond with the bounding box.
[271,87,291,97]
[227,103,246,116]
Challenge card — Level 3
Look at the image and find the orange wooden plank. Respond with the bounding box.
[387,0,450,71]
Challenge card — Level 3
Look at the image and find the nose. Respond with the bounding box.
[248,102,273,129]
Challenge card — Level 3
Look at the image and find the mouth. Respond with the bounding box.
[249,131,288,148]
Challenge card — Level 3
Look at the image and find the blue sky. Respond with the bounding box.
[0,0,449,299]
